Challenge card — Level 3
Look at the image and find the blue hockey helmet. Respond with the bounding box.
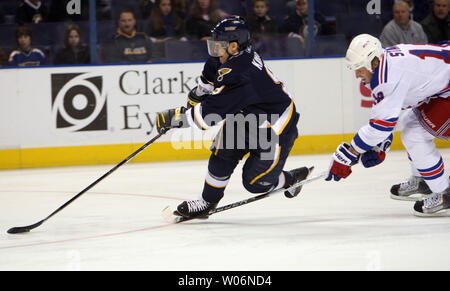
[207,16,251,57]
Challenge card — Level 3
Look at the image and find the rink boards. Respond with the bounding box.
[0,58,447,169]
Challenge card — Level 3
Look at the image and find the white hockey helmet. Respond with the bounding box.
[345,34,383,73]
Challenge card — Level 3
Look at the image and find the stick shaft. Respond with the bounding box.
[213,171,327,214]
[8,134,163,233]
[44,133,162,222]
[176,171,327,223]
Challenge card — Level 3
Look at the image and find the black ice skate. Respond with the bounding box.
[413,187,450,217]
[390,176,432,201]
[174,198,218,219]
[284,166,314,198]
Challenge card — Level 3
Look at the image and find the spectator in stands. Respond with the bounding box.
[145,0,186,42]
[102,8,152,63]
[0,48,7,66]
[279,0,326,42]
[16,0,48,25]
[141,0,188,19]
[421,0,450,43]
[380,1,428,47]
[185,0,226,40]
[173,0,189,19]
[54,24,91,65]
[247,0,278,39]
[8,26,46,66]
[397,0,431,22]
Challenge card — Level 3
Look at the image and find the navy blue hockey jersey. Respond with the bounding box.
[8,48,47,66]
[186,47,299,136]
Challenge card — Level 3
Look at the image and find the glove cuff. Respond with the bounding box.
[187,87,206,109]
[334,142,360,166]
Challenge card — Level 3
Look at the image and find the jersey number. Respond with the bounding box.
[372,92,385,105]
[409,49,450,64]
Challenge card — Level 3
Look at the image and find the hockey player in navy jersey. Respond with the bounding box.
[326,34,449,217]
[156,16,312,219]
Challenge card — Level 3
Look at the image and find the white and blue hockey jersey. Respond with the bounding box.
[351,43,450,153]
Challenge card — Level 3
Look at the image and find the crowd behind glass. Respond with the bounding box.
[0,0,448,67]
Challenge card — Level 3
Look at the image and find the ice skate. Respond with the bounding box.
[413,187,450,217]
[284,166,314,198]
[173,198,218,219]
[390,176,432,201]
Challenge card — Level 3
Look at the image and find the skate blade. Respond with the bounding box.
[161,206,209,223]
[162,206,184,223]
[390,193,432,202]
[413,208,450,217]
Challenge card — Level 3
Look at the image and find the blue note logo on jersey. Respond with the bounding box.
[217,68,232,82]
[51,73,107,132]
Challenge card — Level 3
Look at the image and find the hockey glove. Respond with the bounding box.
[156,106,187,135]
[326,142,360,181]
[187,87,206,109]
[361,133,393,168]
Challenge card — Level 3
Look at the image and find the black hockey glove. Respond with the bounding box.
[156,106,187,134]
[187,86,206,109]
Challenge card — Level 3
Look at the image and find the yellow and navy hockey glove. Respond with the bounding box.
[156,106,187,134]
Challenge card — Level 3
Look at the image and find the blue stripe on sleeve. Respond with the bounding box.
[352,133,373,152]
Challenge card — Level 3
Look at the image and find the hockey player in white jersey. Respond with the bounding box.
[326,34,449,217]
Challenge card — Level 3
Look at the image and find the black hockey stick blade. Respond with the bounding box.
[7,220,44,234]
[7,133,163,234]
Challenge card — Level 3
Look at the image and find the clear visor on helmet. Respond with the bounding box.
[207,39,229,57]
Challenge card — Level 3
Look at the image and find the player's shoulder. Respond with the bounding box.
[371,47,408,90]
[226,49,253,70]
[31,48,45,57]
[201,57,221,84]
[205,56,221,67]
[8,50,21,63]
[8,50,21,59]
[204,57,221,74]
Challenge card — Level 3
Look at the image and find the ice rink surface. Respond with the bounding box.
[0,148,449,271]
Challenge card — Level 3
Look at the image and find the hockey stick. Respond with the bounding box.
[162,170,328,223]
[7,133,163,234]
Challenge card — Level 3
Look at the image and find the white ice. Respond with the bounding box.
[0,149,449,271]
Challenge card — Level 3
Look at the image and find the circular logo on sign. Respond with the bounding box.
[51,73,107,131]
